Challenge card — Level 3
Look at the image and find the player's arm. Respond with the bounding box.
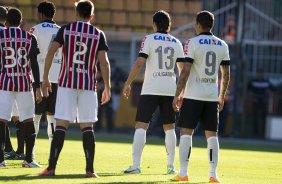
[219,64,230,112]
[123,57,146,99]
[29,35,42,103]
[98,50,111,105]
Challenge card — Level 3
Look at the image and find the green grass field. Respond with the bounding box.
[1,131,282,184]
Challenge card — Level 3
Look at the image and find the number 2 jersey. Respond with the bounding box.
[139,32,185,96]
[183,32,230,101]
[54,21,108,91]
[29,20,62,83]
[0,27,39,92]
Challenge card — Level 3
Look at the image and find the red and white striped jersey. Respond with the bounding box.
[0,27,38,92]
[54,21,108,91]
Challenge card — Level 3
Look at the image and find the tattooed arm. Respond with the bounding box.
[219,65,230,112]
[172,62,192,112]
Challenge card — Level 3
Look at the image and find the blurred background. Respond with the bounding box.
[0,0,281,140]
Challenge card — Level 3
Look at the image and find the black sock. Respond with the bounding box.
[4,125,13,152]
[48,126,66,170]
[82,127,95,173]
[23,121,36,163]
[15,121,24,154]
[0,122,7,162]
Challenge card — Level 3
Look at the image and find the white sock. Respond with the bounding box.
[179,135,192,177]
[132,128,146,169]
[207,136,219,178]
[165,129,176,167]
[34,114,42,135]
[47,115,56,142]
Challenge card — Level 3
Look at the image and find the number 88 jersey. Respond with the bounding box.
[0,27,37,92]
[139,32,185,96]
[183,32,230,101]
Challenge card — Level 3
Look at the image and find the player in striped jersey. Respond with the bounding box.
[0,6,25,161]
[39,0,111,177]
[29,1,62,145]
[0,8,42,168]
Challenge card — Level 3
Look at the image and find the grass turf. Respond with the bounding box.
[1,132,282,184]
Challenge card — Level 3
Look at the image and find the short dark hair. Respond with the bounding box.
[196,11,214,30]
[7,8,22,26]
[153,10,171,32]
[0,6,7,21]
[75,0,94,19]
[38,1,56,18]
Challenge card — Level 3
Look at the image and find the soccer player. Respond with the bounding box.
[0,6,25,160]
[39,0,111,177]
[0,7,42,167]
[29,1,62,143]
[122,10,185,174]
[171,11,230,183]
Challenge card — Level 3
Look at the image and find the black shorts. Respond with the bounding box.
[135,95,175,124]
[33,83,58,115]
[178,98,219,132]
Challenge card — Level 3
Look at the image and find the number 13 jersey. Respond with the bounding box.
[139,32,185,96]
[183,32,230,101]
[54,21,108,91]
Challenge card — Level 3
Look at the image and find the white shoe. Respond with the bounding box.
[0,161,7,167]
[122,166,141,174]
[167,166,177,174]
[22,160,42,168]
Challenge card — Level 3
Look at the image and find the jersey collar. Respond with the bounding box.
[41,19,55,24]
[198,32,213,36]
[157,31,168,34]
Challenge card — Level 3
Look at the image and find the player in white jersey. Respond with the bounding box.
[122,10,185,174]
[29,1,62,143]
[171,11,230,183]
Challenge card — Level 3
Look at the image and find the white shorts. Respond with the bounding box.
[0,90,35,122]
[55,87,98,123]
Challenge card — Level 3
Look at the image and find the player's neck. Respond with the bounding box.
[0,22,5,27]
[76,17,90,23]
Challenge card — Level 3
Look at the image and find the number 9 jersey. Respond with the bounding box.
[183,32,230,101]
[139,32,185,96]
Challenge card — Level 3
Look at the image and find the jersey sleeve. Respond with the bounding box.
[97,31,109,51]
[176,41,186,62]
[220,44,230,65]
[138,36,149,59]
[54,25,65,45]
[184,39,195,63]
[29,35,40,88]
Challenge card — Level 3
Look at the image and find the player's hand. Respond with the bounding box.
[172,95,183,112]
[35,88,43,104]
[42,79,52,97]
[218,96,225,112]
[101,88,111,105]
[123,83,131,99]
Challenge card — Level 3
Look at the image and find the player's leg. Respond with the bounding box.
[172,99,203,181]
[33,83,45,136]
[77,89,98,177]
[16,91,41,167]
[13,116,25,159]
[4,124,16,159]
[46,83,58,142]
[39,87,76,176]
[202,101,220,183]
[123,95,158,174]
[0,90,14,167]
[160,96,177,174]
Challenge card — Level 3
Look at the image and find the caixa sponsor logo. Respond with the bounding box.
[154,35,176,43]
[199,39,222,46]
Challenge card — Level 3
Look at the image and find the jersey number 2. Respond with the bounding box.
[73,41,87,64]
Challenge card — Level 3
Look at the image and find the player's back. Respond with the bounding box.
[184,33,229,101]
[0,27,34,92]
[141,32,184,96]
[58,21,103,90]
[30,21,62,82]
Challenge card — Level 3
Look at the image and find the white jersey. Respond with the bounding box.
[183,32,230,101]
[30,20,62,83]
[139,32,185,96]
